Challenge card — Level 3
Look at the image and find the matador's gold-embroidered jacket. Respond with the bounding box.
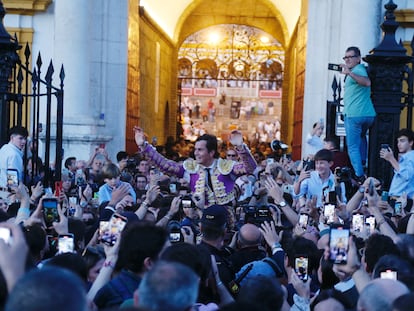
[140,143,257,207]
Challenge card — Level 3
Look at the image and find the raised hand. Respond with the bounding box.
[168,196,181,216]
[52,203,69,235]
[0,223,29,292]
[31,181,44,201]
[145,184,160,204]
[291,270,311,299]
[333,236,361,276]
[133,126,146,147]
[14,183,30,203]
[379,146,394,162]
[181,226,195,245]
[229,130,243,147]
[264,175,284,203]
[260,220,282,248]
[81,184,93,202]
[109,183,130,206]
[24,197,46,227]
[298,169,311,183]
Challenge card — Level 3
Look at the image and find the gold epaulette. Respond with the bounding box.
[183,158,199,173]
[217,158,234,175]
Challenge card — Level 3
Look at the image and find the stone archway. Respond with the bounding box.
[174,0,289,47]
[126,0,307,158]
[177,24,285,142]
[172,0,305,156]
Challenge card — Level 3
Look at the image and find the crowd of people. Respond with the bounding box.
[0,124,413,311]
[179,95,281,143]
[0,46,414,311]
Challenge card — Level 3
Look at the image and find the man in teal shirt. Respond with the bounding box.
[341,46,376,183]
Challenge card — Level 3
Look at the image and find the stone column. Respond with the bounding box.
[0,3,19,145]
[302,0,382,158]
[51,0,129,160]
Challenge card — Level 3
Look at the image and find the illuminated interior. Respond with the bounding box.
[177,24,284,142]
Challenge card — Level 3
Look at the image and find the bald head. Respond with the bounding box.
[238,224,262,247]
[357,278,409,311]
[315,298,345,311]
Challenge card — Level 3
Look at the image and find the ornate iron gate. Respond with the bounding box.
[0,3,64,187]
[325,1,414,190]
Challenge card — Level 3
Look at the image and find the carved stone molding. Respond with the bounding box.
[3,0,52,15]
[395,9,414,27]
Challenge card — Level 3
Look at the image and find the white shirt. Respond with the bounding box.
[0,142,24,187]
[296,171,347,207]
[304,134,324,157]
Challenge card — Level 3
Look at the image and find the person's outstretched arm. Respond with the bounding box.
[87,237,120,301]
[135,184,160,220]
[230,130,257,175]
[265,176,298,225]
[134,126,185,177]
[211,255,234,306]
[0,223,29,293]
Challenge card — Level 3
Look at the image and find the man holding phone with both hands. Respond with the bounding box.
[294,149,346,209]
[340,46,376,184]
[379,128,414,204]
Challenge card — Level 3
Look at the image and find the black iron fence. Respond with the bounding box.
[0,4,64,187]
[22,46,64,186]
[326,75,344,144]
[401,37,414,128]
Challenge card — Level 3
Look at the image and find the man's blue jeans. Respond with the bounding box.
[344,116,375,177]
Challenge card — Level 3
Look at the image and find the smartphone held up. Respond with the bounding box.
[168,220,183,243]
[298,213,309,229]
[99,213,128,246]
[365,215,376,235]
[352,213,364,233]
[43,198,59,227]
[0,227,12,245]
[324,204,335,224]
[58,234,75,254]
[295,256,309,282]
[380,269,397,280]
[328,63,342,72]
[368,178,375,196]
[380,143,390,151]
[54,181,63,197]
[329,224,350,264]
[6,169,18,191]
